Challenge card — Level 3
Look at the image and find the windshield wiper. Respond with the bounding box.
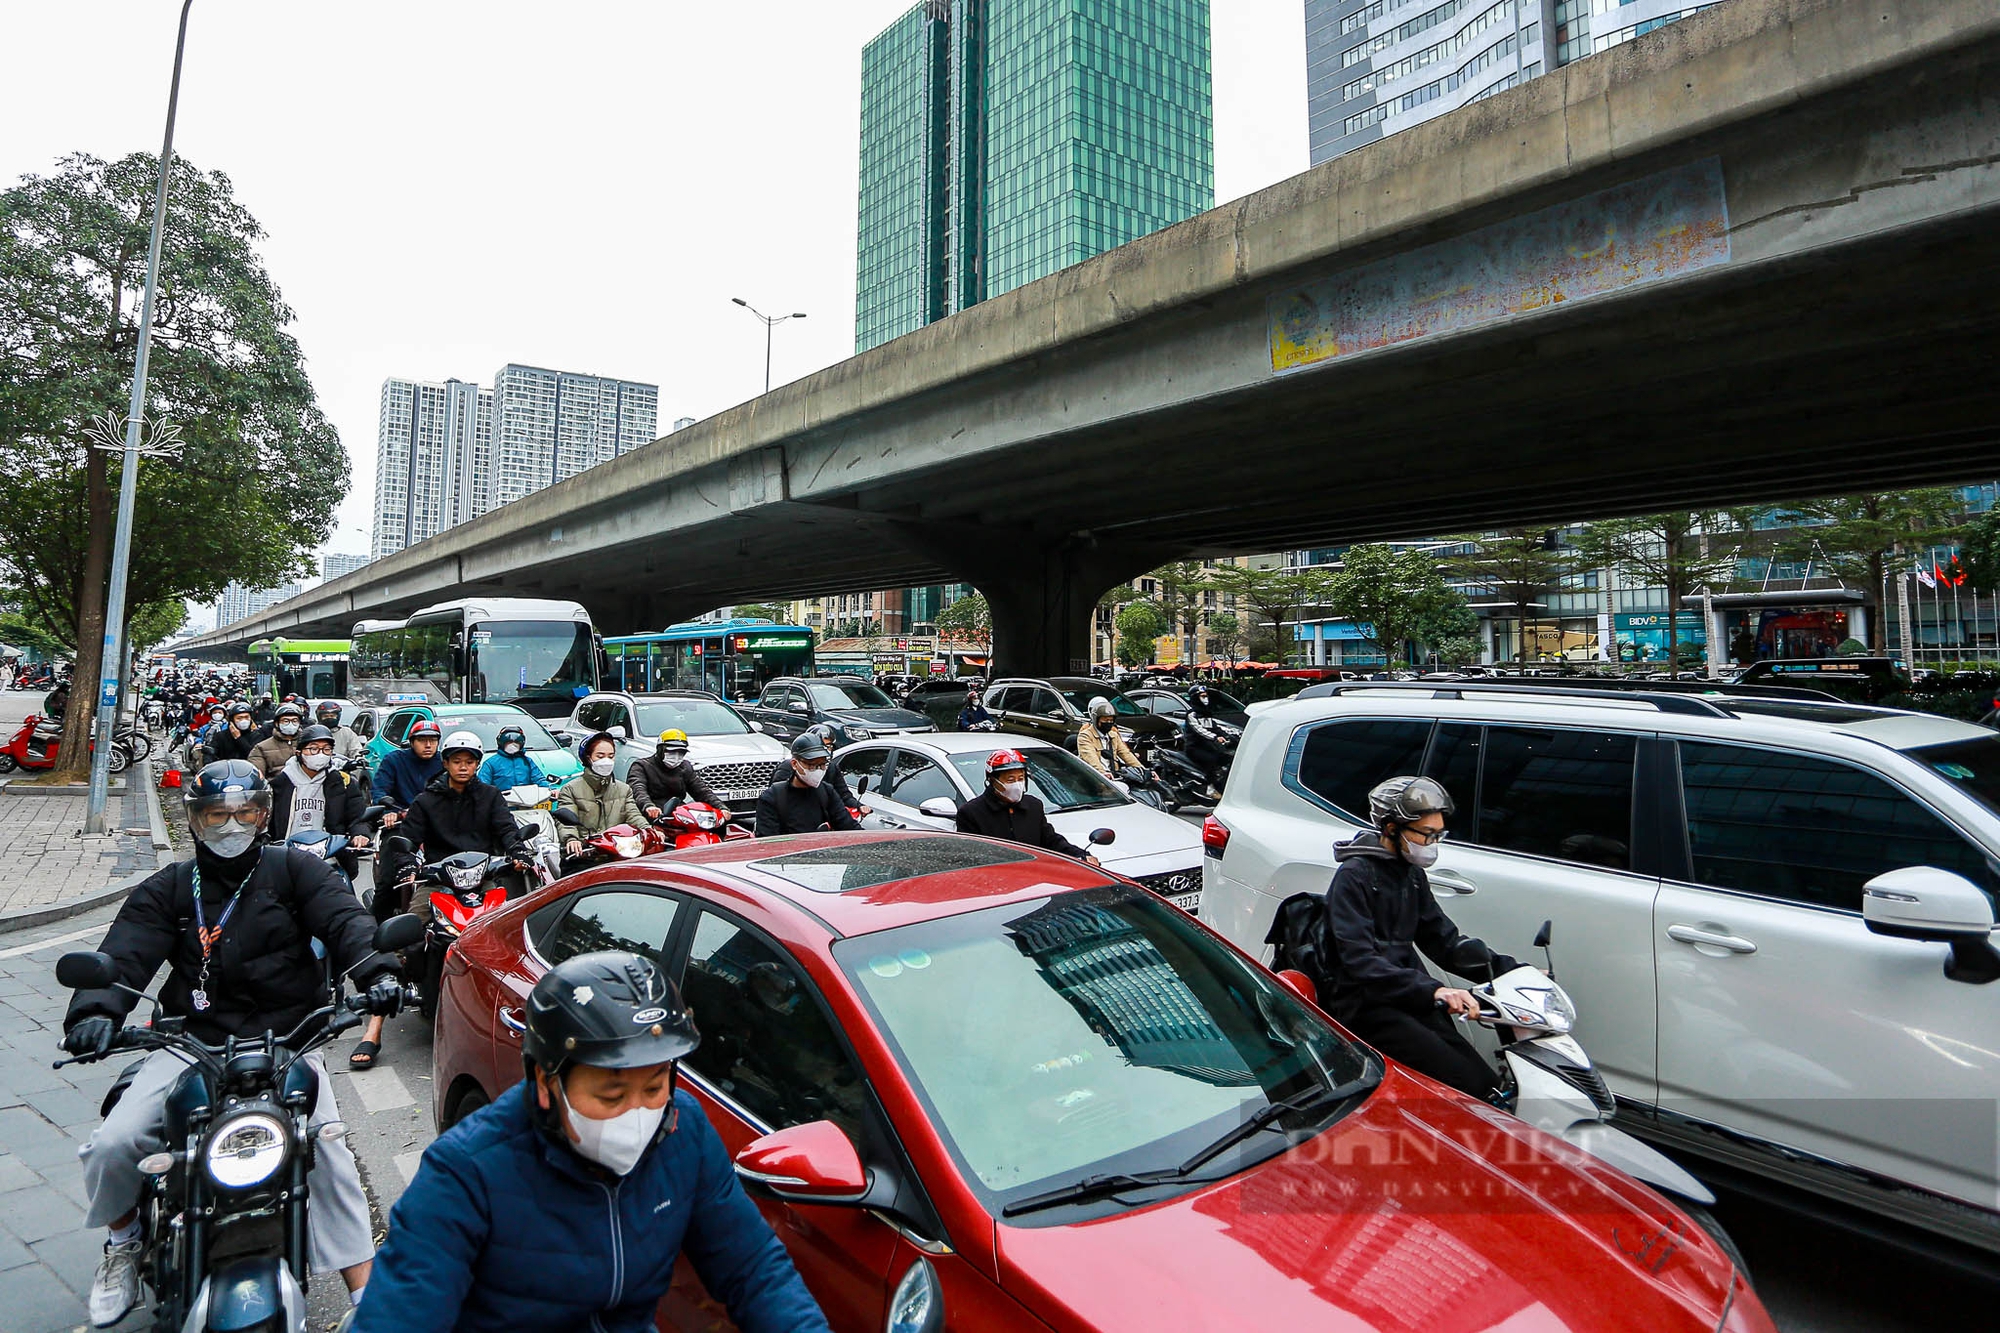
[1174,1066,1381,1178]
[1000,1065,1380,1219]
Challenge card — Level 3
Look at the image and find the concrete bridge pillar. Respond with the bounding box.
[886,523,1180,678]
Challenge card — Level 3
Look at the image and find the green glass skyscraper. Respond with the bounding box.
[856,0,1214,354]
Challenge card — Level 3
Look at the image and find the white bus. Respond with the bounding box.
[349,598,599,719]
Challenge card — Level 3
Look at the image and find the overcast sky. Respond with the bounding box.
[2,2,1306,565]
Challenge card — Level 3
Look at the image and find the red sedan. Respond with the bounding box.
[431,831,1775,1333]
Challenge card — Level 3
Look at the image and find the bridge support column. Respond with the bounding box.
[887,524,1179,678]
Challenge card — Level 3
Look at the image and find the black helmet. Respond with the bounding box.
[497,724,527,755]
[314,701,341,723]
[522,951,699,1080]
[184,760,271,849]
[296,724,335,748]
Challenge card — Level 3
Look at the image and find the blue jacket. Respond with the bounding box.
[354,1083,832,1333]
[476,750,546,789]
[375,746,443,809]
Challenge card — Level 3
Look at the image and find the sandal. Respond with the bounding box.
[349,1040,381,1070]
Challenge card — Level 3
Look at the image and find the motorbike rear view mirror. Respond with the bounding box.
[552,807,583,827]
[373,914,425,954]
[55,950,117,991]
[382,835,413,856]
[919,797,958,820]
[1088,828,1116,846]
[1532,919,1555,979]
[361,804,387,823]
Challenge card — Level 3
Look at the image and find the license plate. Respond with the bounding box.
[1169,889,1202,913]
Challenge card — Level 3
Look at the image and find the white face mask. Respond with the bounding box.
[302,751,333,772]
[197,820,259,859]
[277,721,299,737]
[793,762,825,789]
[1402,836,1440,869]
[557,1082,663,1176]
[997,779,1026,803]
[589,757,616,778]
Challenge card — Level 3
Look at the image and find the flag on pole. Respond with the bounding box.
[1916,562,1937,590]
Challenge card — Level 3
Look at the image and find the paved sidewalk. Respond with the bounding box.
[0,694,169,928]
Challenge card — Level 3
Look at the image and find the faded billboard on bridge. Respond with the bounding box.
[1269,156,1731,372]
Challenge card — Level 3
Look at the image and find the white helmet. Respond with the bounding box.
[1088,697,1116,721]
[440,729,484,761]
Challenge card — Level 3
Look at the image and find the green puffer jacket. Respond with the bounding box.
[556,771,645,840]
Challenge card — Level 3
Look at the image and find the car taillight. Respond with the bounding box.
[1201,815,1229,856]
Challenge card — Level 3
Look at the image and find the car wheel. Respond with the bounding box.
[1674,1200,1750,1279]
[446,1084,489,1129]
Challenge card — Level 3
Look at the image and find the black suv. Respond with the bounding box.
[980,677,1179,752]
[736,676,934,746]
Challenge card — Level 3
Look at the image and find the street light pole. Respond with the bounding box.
[731,298,807,395]
[86,0,195,833]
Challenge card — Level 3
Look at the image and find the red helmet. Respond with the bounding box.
[985,748,1027,776]
[407,719,443,742]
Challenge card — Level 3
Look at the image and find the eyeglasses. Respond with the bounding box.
[1402,826,1449,846]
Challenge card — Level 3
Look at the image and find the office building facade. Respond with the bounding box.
[371,367,657,559]
[320,552,369,583]
[1305,0,1718,167]
[856,0,1215,352]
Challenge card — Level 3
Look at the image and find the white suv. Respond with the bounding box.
[1201,681,2000,1255]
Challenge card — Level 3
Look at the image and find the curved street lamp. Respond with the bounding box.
[732,298,807,396]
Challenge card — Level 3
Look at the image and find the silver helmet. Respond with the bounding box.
[1367,775,1455,826]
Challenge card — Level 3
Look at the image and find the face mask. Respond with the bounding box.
[794,763,825,789]
[557,1082,663,1176]
[998,779,1026,803]
[302,751,333,772]
[277,721,299,737]
[210,712,224,723]
[1095,719,1113,730]
[502,742,522,756]
[197,821,259,859]
[589,757,616,777]
[1402,837,1440,869]
[233,718,251,731]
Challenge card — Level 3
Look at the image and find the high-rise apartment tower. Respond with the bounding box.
[856,0,1215,352]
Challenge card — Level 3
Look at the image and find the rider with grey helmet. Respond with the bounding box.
[249,701,307,777]
[1321,775,1519,1098]
[352,951,832,1333]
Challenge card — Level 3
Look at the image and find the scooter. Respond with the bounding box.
[1110,764,1173,811]
[1143,743,1211,811]
[0,713,133,775]
[392,844,531,1023]
[503,784,565,884]
[1459,921,1746,1269]
[659,799,752,849]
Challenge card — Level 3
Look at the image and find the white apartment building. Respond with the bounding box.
[213,580,302,631]
[490,365,659,509]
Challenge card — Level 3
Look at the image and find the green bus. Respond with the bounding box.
[247,638,350,701]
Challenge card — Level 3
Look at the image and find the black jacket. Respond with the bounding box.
[1321,832,1518,1022]
[953,789,1085,859]
[628,754,722,813]
[208,726,259,762]
[64,842,396,1045]
[268,764,372,840]
[753,778,858,837]
[403,773,527,866]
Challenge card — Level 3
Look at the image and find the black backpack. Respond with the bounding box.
[1264,891,1336,1001]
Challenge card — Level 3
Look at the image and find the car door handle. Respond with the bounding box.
[1666,924,1759,955]
[1430,872,1477,895]
[498,1006,526,1038]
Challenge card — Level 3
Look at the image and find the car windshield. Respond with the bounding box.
[634,698,750,737]
[947,746,1127,812]
[429,711,560,751]
[1055,686,1142,716]
[808,680,896,709]
[837,887,1371,1214]
[1908,736,2000,818]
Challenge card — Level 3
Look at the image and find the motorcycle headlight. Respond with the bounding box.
[691,809,718,830]
[447,863,484,891]
[205,1110,291,1190]
[613,834,643,857]
[886,1258,943,1333]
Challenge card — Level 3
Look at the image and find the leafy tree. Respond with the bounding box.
[933,591,991,644]
[129,599,186,653]
[1203,611,1241,666]
[830,618,880,639]
[1323,544,1462,667]
[1444,529,1572,664]
[1960,510,2000,592]
[1205,564,1336,667]
[1770,490,1964,652]
[730,602,789,623]
[1,153,345,777]
[1413,594,1479,658]
[1146,561,1211,665]
[1115,600,1167,669]
[1576,513,1744,669]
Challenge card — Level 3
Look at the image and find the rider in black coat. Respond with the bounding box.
[952,749,1099,864]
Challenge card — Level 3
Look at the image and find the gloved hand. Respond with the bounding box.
[63,1015,116,1057]
[363,976,405,1017]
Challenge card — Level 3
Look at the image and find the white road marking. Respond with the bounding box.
[394,1150,426,1185]
[0,924,104,960]
[344,1065,416,1114]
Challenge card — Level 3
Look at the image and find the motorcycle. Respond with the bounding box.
[660,799,752,849]
[1109,763,1174,812]
[1148,742,1212,811]
[282,808,384,894]
[582,820,669,862]
[0,713,134,775]
[50,915,425,1333]
[391,843,533,1023]
[503,784,566,885]
[1455,921,1747,1270]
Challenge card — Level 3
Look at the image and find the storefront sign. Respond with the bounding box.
[1614,613,1705,631]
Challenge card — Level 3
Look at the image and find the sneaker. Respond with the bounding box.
[88,1237,142,1327]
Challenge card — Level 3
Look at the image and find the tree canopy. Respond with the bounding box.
[933,591,991,643]
[1323,544,1465,667]
[1115,600,1167,668]
[1576,512,1744,667]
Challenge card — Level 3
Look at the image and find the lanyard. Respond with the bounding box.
[190,862,252,1011]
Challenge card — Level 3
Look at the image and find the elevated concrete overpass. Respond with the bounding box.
[187,0,2000,674]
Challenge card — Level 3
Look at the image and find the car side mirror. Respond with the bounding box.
[733,1120,870,1204]
[748,720,765,733]
[788,701,809,714]
[919,797,958,820]
[355,715,376,738]
[1274,968,1317,1006]
[56,950,117,990]
[555,733,575,747]
[1089,828,1116,846]
[374,914,425,954]
[1863,867,2000,983]
[608,725,626,740]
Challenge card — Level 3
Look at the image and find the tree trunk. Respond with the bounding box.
[50,449,113,783]
[1868,551,1887,653]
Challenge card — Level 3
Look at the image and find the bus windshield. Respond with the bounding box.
[470,621,595,717]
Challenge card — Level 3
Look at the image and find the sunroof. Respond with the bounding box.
[748,837,1035,894]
